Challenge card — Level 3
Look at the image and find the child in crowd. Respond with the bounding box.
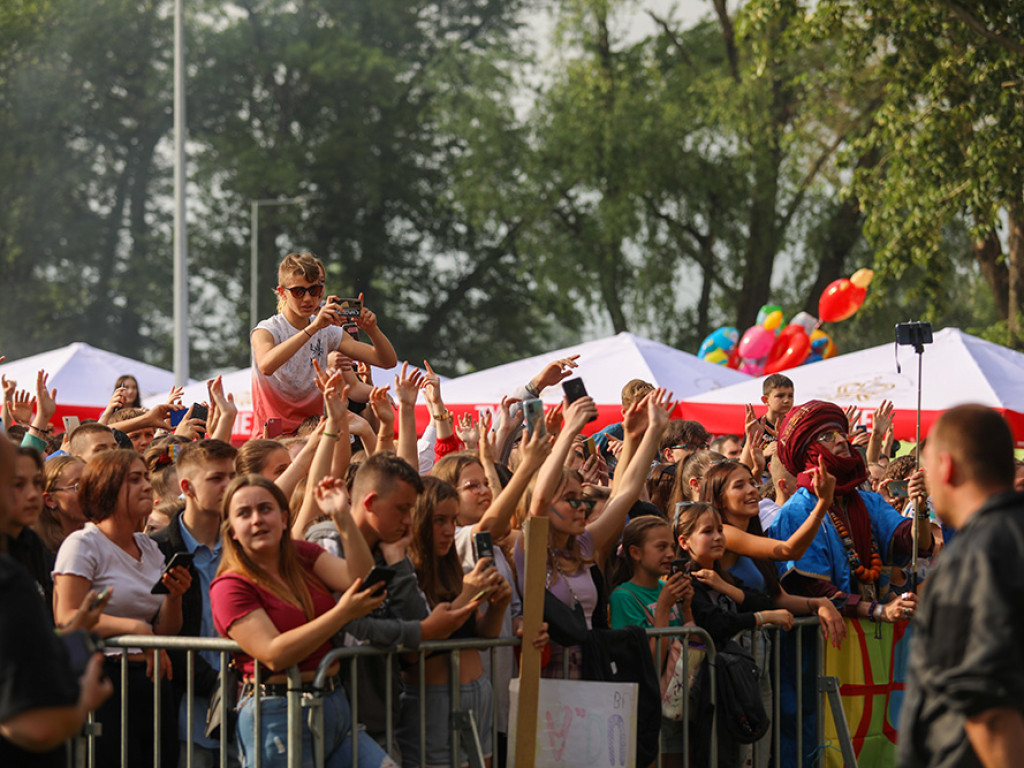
[758,373,794,456]
[609,515,695,768]
[250,251,397,437]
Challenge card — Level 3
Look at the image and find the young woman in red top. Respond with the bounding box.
[210,474,395,768]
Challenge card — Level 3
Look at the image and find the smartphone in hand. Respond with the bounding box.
[151,552,195,594]
[360,565,395,595]
[561,378,596,422]
[523,399,545,438]
[473,532,495,568]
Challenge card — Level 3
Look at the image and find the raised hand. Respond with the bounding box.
[494,395,523,450]
[315,477,351,522]
[872,399,894,436]
[33,369,58,424]
[368,386,396,431]
[353,293,380,332]
[7,387,34,425]
[564,396,597,434]
[808,454,836,508]
[519,426,554,471]
[478,411,497,463]
[544,402,564,437]
[531,355,580,392]
[393,362,424,407]
[166,386,184,406]
[844,405,861,433]
[455,413,480,447]
[621,396,648,440]
[646,388,675,432]
[419,360,443,407]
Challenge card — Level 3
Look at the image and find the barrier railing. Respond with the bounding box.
[88,618,831,768]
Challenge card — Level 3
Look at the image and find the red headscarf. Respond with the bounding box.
[777,400,873,569]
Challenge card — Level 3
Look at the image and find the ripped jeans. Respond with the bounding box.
[236,687,395,768]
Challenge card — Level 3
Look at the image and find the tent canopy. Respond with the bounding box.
[438,332,749,432]
[0,342,180,427]
[680,328,1024,445]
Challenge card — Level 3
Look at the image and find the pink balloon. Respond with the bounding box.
[738,325,775,361]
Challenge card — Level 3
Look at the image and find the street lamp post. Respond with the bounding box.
[249,196,313,334]
[173,0,188,386]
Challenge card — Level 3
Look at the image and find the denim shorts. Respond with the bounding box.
[396,677,493,768]
[236,687,394,768]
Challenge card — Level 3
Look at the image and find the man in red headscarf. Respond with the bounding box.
[767,400,929,623]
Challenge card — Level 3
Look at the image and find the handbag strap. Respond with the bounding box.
[626,586,657,626]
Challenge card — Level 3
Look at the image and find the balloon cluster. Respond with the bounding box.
[696,269,872,375]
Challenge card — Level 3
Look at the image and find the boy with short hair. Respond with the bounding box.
[68,423,117,462]
[759,373,794,456]
[150,439,238,765]
[250,251,398,437]
[305,452,477,753]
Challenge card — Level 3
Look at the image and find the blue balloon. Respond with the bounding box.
[698,327,739,365]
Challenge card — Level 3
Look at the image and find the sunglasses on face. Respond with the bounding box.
[459,480,490,494]
[279,283,325,299]
[563,497,598,511]
[816,430,846,444]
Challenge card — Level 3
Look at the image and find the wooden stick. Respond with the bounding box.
[514,515,549,768]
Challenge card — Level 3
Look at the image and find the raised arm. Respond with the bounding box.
[312,477,376,586]
[291,368,350,539]
[393,362,424,466]
[420,360,454,440]
[589,390,673,560]
[866,400,893,466]
[527,397,597,518]
[368,386,396,454]
[206,376,238,444]
[473,425,553,539]
[723,455,835,561]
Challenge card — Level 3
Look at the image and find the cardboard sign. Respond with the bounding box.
[509,678,638,768]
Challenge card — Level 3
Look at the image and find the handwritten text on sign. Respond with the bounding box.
[509,679,637,768]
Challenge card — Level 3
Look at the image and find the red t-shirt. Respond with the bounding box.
[210,540,335,676]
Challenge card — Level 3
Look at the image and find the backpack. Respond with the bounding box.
[713,640,769,744]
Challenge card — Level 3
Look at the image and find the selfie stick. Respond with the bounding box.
[900,330,927,593]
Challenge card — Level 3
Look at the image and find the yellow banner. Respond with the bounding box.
[822,619,911,767]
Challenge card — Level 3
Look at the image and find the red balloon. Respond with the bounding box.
[819,279,867,323]
[764,327,811,373]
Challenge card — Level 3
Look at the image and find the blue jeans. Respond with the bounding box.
[236,687,394,768]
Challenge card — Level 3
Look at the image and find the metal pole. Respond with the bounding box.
[250,200,259,338]
[173,0,189,386]
[911,346,924,591]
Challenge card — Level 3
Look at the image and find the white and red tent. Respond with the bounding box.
[437,332,750,433]
[0,342,181,430]
[679,328,1024,446]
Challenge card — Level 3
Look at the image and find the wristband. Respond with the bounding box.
[303,326,314,338]
[524,382,540,398]
[754,611,762,627]
[433,410,453,422]
[322,431,339,439]
[867,600,879,622]
[29,424,54,435]
[378,430,395,439]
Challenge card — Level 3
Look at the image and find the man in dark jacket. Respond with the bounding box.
[151,439,237,766]
[898,405,1024,768]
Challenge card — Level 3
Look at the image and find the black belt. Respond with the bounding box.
[241,673,343,698]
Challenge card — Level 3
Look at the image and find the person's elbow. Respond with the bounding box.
[377,349,398,369]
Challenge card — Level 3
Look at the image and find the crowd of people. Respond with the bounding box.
[1,250,1022,768]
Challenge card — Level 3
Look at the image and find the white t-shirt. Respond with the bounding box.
[53,523,166,654]
[250,313,344,436]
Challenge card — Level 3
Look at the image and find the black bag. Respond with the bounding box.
[714,640,769,744]
[543,590,588,646]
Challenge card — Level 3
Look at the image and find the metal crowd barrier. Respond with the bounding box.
[82,618,833,768]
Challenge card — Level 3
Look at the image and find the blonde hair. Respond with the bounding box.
[276,252,326,313]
